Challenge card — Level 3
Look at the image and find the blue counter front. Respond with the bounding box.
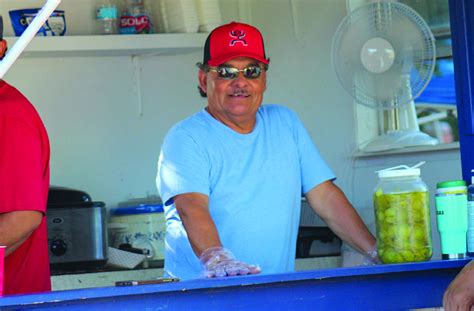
[0,259,469,310]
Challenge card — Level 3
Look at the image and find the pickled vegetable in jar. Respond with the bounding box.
[373,163,432,264]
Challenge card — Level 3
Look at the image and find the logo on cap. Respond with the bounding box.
[229,29,248,47]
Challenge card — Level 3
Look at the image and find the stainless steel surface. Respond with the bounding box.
[442,253,466,260]
[47,206,108,265]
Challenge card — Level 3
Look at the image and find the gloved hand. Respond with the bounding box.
[199,246,261,278]
[363,243,381,265]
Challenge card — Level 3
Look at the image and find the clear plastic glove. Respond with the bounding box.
[363,244,381,265]
[199,247,261,278]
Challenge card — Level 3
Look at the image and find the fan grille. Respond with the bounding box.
[331,2,436,110]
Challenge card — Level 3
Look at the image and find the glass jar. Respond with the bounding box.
[373,165,432,264]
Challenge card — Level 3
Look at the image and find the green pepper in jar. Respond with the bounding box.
[373,190,432,264]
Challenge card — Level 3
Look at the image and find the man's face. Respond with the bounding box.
[198,56,267,132]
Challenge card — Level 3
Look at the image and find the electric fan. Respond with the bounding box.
[331,1,438,152]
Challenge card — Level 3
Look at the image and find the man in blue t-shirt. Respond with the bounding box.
[157,21,378,280]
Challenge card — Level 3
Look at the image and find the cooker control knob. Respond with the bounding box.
[51,239,67,256]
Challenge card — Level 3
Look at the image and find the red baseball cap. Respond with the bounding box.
[203,21,270,67]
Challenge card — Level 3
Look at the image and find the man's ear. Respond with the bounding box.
[0,40,7,59]
[198,69,208,95]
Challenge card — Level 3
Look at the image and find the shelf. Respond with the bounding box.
[5,33,209,57]
[353,141,460,158]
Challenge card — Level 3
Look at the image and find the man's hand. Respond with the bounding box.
[443,260,474,311]
[174,193,261,277]
[199,247,261,278]
[362,243,381,265]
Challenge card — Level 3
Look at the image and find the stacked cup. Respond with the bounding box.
[195,0,222,32]
[160,0,199,33]
[435,180,468,259]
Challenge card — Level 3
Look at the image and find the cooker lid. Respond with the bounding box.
[48,186,92,204]
[47,186,105,209]
[48,201,106,209]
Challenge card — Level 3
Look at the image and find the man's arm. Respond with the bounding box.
[173,192,222,256]
[443,260,474,311]
[174,192,260,277]
[305,180,376,255]
[0,211,43,256]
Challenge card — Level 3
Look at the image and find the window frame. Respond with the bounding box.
[350,0,456,153]
[447,0,474,181]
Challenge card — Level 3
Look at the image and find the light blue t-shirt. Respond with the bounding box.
[156,104,335,280]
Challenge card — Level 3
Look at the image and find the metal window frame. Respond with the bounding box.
[449,0,474,181]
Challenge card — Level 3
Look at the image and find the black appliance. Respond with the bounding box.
[297,199,342,258]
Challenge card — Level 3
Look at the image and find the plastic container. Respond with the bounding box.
[9,9,66,36]
[467,170,474,256]
[109,204,165,266]
[436,180,467,195]
[435,180,468,259]
[373,163,432,264]
[96,1,119,35]
[119,0,153,34]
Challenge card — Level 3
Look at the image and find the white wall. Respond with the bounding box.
[1,0,463,257]
[2,0,356,208]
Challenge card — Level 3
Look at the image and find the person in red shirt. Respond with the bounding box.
[0,16,51,295]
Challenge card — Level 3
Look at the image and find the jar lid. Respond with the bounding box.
[436,180,466,189]
[376,162,425,179]
[378,168,420,178]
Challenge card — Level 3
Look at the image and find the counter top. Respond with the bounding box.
[51,256,341,290]
[3,258,469,310]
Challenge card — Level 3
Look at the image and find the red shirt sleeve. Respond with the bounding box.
[0,115,46,214]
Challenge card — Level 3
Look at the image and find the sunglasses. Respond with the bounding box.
[207,65,265,80]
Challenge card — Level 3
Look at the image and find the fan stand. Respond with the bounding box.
[362,100,438,152]
[363,129,438,152]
